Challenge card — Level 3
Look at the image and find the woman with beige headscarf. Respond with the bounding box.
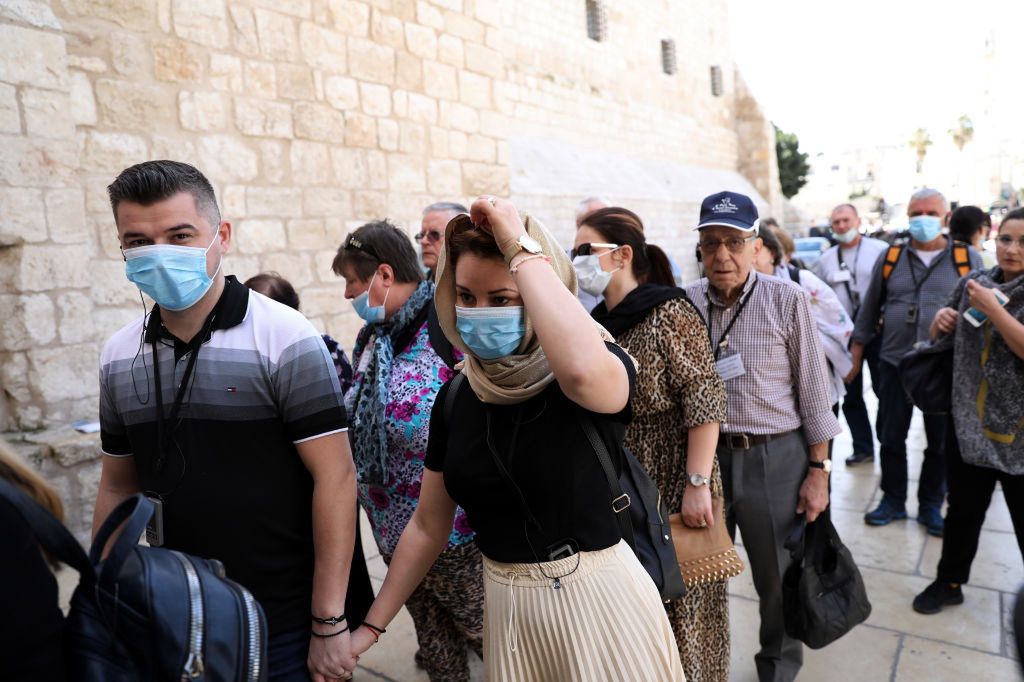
[349,197,684,680]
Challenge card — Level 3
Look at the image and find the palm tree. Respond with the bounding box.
[909,128,932,175]
[949,116,974,202]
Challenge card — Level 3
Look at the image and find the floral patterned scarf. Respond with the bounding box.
[350,280,434,485]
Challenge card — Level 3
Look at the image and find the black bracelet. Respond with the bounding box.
[362,621,387,635]
[311,612,346,626]
[311,625,349,638]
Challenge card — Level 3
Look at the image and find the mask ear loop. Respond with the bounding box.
[131,290,153,405]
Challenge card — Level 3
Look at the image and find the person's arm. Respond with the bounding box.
[296,432,358,681]
[350,470,457,656]
[797,440,830,522]
[682,423,719,527]
[91,455,140,539]
[846,251,887,381]
[471,197,629,414]
[968,280,1024,358]
[931,276,969,339]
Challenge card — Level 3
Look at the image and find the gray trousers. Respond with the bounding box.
[719,431,808,682]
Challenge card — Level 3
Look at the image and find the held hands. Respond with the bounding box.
[796,469,829,523]
[349,625,379,658]
[469,196,525,257]
[681,484,714,528]
[966,280,1002,317]
[932,306,959,336]
[308,629,357,682]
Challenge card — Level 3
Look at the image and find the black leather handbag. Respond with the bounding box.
[782,510,872,649]
[0,480,268,681]
[898,336,954,415]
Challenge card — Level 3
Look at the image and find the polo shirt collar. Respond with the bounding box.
[144,275,249,343]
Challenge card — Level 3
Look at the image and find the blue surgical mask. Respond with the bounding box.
[124,232,221,311]
[455,305,526,360]
[573,249,621,297]
[908,215,942,243]
[352,271,389,323]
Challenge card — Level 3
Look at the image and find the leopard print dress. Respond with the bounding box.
[616,297,730,682]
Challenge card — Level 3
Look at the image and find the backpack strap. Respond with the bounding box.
[881,244,903,281]
[787,264,801,284]
[0,476,93,578]
[578,414,637,550]
[952,242,971,277]
[427,302,456,369]
[443,371,466,428]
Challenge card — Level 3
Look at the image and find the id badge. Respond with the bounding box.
[716,352,746,381]
[831,270,852,284]
[905,304,919,325]
[145,495,165,547]
[356,341,373,374]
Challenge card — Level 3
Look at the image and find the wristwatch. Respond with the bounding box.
[502,234,544,265]
[688,472,711,487]
[808,459,833,474]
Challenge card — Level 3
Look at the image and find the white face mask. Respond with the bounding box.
[573,249,621,296]
[834,229,859,245]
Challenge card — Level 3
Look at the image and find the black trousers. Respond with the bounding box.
[936,423,1024,584]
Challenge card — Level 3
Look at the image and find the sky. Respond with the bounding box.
[726,0,1024,157]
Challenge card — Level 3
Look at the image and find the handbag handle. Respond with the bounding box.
[0,476,94,579]
[90,493,154,591]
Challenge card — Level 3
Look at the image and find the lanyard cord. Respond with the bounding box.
[836,241,862,316]
[704,277,759,360]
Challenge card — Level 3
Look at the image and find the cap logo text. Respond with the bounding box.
[712,197,739,214]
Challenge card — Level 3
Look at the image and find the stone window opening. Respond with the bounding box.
[710,65,724,96]
[661,39,677,75]
[585,0,607,42]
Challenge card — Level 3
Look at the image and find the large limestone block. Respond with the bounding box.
[228,4,260,56]
[359,82,391,116]
[462,161,508,196]
[328,0,370,36]
[260,252,313,287]
[427,159,460,196]
[0,188,46,244]
[80,131,147,174]
[303,188,352,216]
[286,218,327,250]
[377,119,398,151]
[276,63,316,100]
[370,8,404,48]
[151,38,204,81]
[246,186,303,217]
[27,343,99,404]
[62,0,155,30]
[422,60,457,100]
[325,76,359,110]
[407,93,437,125]
[300,285,345,317]
[395,52,422,91]
[95,79,175,130]
[290,140,332,185]
[209,54,243,93]
[56,291,95,345]
[0,23,68,90]
[437,34,463,68]
[330,147,370,189]
[90,259,138,305]
[197,136,259,182]
[234,97,294,138]
[254,8,299,61]
[25,426,102,468]
[237,219,287,254]
[179,91,228,132]
[0,83,20,134]
[294,102,346,142]
[404,22,437,60]
[348,37,396,85]
[0,0,62,29]
[343,112,376,148]
[398,121,426,155]
[244,60,277,99]
[258,140,288,183]
[0,293,56,349]
[388,153,426,192]
[465,43,503,78]
[45,189,89,244]
[458,70,490,109]
[172,0,229,47]
[110,31,150,78]
[69,71,97,126]
[299,22,347,72]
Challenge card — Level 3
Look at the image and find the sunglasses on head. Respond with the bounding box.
[415,229,444,244]
[571,242,618,259]
[344,235,381,261]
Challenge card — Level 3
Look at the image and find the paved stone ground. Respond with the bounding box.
[354,387,1024,681]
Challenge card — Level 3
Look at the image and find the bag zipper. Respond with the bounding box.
[173,551,205,680]
[240,585,262,682]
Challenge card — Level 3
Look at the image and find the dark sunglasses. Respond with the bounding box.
[415,229,444,244]
[571,242,618,259]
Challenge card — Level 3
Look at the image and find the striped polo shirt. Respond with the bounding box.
[99,275,348,636]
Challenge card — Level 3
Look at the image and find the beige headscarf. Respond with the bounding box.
[434,212,616,404]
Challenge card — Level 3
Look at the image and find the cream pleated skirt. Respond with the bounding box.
[482,539,686,682]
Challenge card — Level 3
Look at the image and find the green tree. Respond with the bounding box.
[948,115,974,152]
[909,127,933,174]
[775,125,810,199]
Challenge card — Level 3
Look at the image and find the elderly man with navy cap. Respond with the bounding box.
[683,191,842,682]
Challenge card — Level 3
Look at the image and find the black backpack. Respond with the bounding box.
[444,373,685,602]
[0,480,268,682]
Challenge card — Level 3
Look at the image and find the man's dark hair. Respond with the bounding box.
[331,220,424,284]
[757,223,784,267]
[244,272,300,310]
[948,205,991,243]
[107,160,221,226]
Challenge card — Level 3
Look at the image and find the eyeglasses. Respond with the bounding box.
[415,229,444,244]
[698,235,757,254]
[996,235,1024,249]
[571,242,618,259]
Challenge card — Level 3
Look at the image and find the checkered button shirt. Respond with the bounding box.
[684,272,842,445]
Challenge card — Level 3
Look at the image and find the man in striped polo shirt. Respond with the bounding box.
[850,188,982,536]
[92,161,360,681]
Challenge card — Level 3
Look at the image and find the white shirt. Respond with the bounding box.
[813,236,889,317]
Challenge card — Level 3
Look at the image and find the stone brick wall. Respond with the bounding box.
[1,0,779,532]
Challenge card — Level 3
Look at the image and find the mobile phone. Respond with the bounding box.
[547,541,576,561]
[963,288,1009,327]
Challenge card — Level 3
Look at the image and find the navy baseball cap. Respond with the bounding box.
[694,191,760,232]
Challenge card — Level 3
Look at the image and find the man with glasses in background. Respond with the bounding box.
[684,191,841,682]
[417,202,467,279]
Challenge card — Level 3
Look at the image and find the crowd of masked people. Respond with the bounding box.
[2,159,1023,682]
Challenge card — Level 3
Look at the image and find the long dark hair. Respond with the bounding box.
[579,207,675,286]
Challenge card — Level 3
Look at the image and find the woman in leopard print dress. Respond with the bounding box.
[578,207,730,681]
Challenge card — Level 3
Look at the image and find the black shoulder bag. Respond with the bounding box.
[0,480,268,682]
[444,373,685,601]
[782,509,871,649]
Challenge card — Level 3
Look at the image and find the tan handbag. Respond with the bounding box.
[669,496,745,587]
